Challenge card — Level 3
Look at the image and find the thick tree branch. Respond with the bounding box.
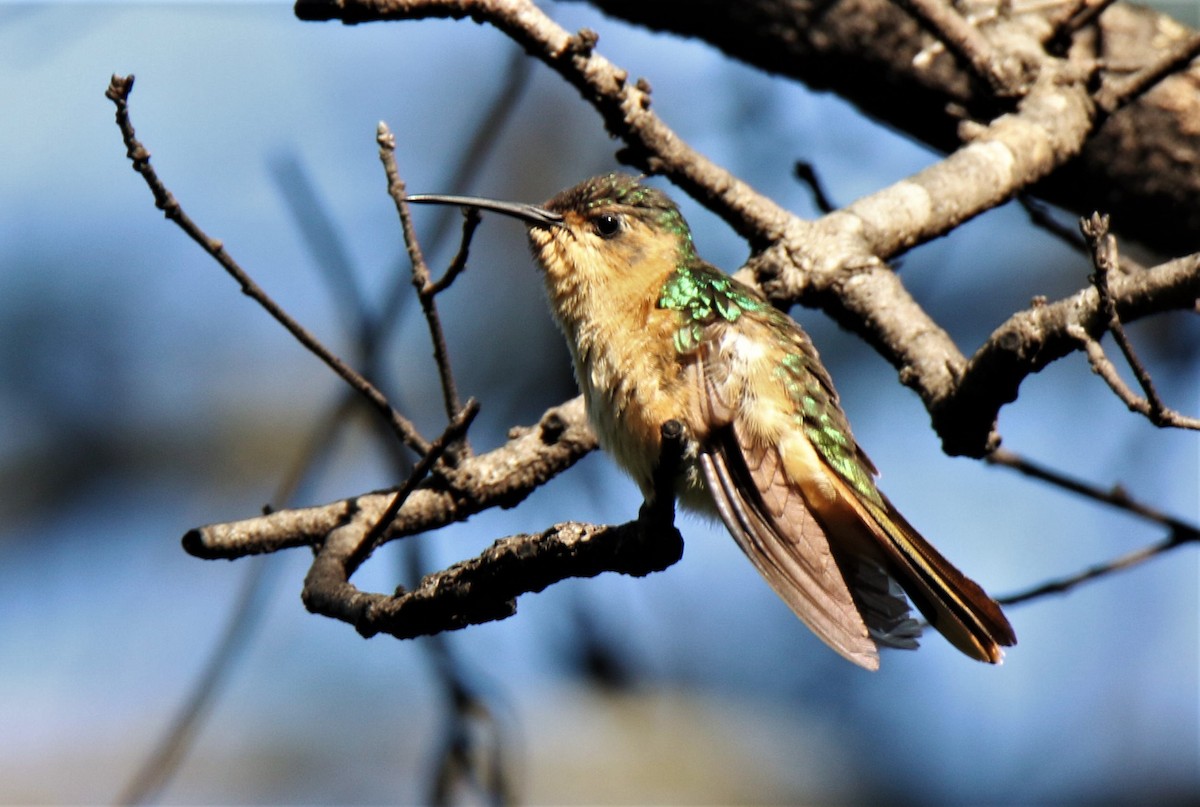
[301,421,685,639]
[576,0,1200,255]
[295,0,1123,459]
[939,248,1200,454]
[183,396,597,559]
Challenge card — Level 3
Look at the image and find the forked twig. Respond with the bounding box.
[378,123,467,432]
[106,74,432,456]
[1076,214,1200,430]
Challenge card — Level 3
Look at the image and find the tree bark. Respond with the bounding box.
[580,0,1200,256]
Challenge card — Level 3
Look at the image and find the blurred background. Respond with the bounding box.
[1,2,1197,804]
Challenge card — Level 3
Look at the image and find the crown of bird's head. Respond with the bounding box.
[408,173,697,295]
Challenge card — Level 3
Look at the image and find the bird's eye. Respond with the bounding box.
[593,212,622,239]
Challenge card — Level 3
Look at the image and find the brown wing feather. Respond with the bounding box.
[700,440,881,670]
[692,351,882,669]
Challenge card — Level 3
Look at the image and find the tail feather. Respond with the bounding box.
[848,487,1016,663]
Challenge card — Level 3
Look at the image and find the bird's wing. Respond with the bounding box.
[692,347,882,670]
[702,304,1014,664]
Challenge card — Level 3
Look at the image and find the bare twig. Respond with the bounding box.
[986,448,1200,537]
[378,123,467,432]
[372,47,531,348]
[793,161,836,215]
[892,0,1025,95]
[998,530,1194,606]
[106,74,431,456]
[1094,30,1200,115]
[347,398,480,575]
[985,447,1200,605]
[1077,214,1200,430]
[427,209,481,296]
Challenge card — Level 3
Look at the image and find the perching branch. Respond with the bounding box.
[302,421,685,640]
[184,396,597,560]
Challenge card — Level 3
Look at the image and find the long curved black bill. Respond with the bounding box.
[406,193,563,227]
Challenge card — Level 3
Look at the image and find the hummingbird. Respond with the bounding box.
[407,173,1015,670]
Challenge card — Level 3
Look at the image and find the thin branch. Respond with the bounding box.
[427,209,481,296]
[378,123,466,431]
[986,448,1200,538]
[1084,214,1158,401]
[793,161,836,215]
[348,398,480,575]
[892,0,1025,95]
[997,529,1194,606]
[1078,214,1200,430]
[984,447,1200,606]
[371,47,531,353]
[1094,29,1200,115]
[106,74,431,456]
